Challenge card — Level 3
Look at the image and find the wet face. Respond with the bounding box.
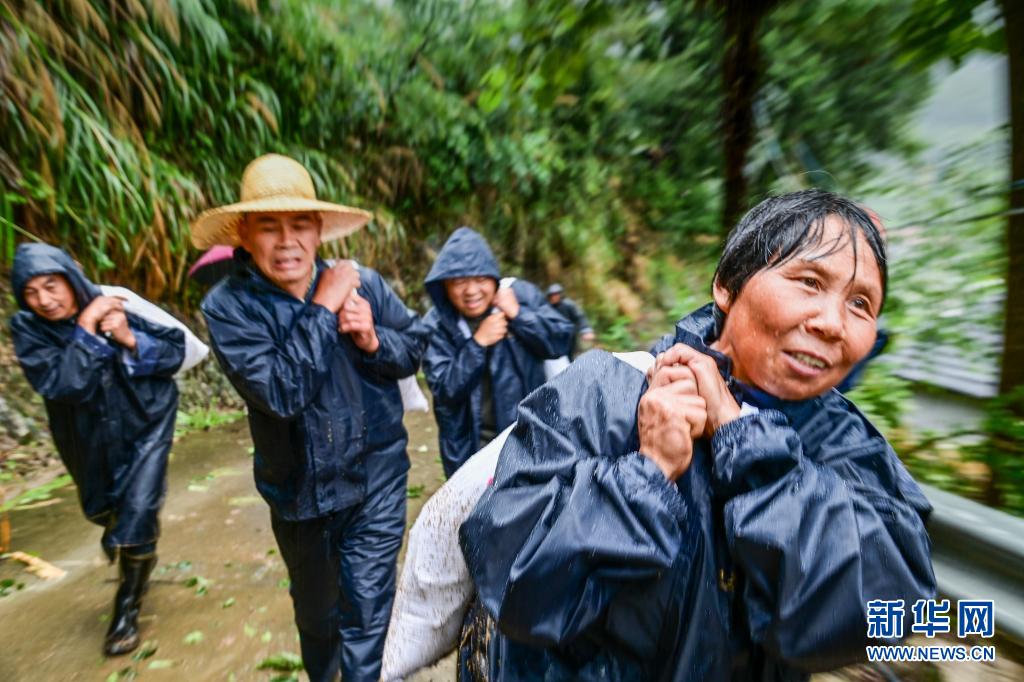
[444,276,498,318]
[712,215,882,400]
[22,274,79,321]
[548,292,562,305]
[238,211,322,297]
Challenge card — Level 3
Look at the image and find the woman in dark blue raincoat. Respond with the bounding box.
[9,243,185,656]
[460,190,936,680]
[423,227,574,477]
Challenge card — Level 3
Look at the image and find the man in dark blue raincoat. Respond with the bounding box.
[194,154,428,682]
[423,227,574,478]
[9,243,185,656]
[460,190,936,680]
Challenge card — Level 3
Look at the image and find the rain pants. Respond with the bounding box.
[10,243,184,557]
[201,249,427,682]
[423,227,573,476]
[460,304,936,680]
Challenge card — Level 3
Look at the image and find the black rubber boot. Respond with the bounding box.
[103,554,156,656]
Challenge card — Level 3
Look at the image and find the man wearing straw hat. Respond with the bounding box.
[193,154,428,682]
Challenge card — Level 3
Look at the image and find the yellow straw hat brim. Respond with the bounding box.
[190,197,372,250]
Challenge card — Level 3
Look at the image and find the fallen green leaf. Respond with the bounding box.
[406,484,425,499]
[147,659,174,670]
[183,630,204,645]
[269,675,299,682]
[256,651,304,672]
[261,630,273,643]
[1,475,73,512]
[131,640,158,661]
[222,597,236,608]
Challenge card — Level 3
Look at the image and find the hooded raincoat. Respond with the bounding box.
[10,244,185,554]
[460,304,936,681]
[423,227,573,476]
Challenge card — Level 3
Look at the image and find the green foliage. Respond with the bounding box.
[174,409,244,438]
[966,389,1024,515]
[845,362,913,434]
[1,0,937,324]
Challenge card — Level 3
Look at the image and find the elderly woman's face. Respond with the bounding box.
[713,215,883,401]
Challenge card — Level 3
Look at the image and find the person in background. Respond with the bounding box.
[423,227,573,478]
[195,154,428,682]
[9,243,186,657]
[546,283,595,357]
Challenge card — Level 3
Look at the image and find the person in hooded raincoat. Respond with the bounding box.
[459,190,936,681]
[9,243,186,656]
[546,283,595,357]
[194,154,428,682]
[423,227,574,478]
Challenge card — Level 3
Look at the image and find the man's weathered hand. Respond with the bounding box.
[493,287,520,319]
[312,261,360,313]
[473,311,508,347]
[338,291,379,353]
[78,296,126,335]
[98,309,137,351]
[656,344,740,436]
[638,362,707,481]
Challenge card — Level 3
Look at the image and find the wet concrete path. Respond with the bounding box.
[0,408,453,681]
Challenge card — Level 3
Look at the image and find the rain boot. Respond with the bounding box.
[103,553,156,656]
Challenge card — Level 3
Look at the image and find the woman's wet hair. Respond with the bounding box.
[713,188,887,308]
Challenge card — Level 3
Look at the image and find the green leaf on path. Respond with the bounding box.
[1,475,73,512]
[406,484,425,499]
[131,640,158,661]
[183,630,204,645]
[257,651,304,671]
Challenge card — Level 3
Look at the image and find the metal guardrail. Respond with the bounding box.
[922,483,1024,644]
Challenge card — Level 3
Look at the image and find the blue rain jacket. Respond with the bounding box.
[422,227,573,476]
[10,244,184,552]
[201,250,427,521]
[460,304,936,680]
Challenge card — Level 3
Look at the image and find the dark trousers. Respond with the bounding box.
[271,466,407,682]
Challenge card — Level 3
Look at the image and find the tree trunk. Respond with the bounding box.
[1000,0,1024,401]
[720,1,777,237]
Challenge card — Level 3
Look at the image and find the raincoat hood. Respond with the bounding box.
[11,243,100,314]
[423,227,500,317]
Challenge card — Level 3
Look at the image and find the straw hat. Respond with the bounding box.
[190,154,372,249]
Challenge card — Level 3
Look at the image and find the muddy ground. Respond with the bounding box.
[0,408,453,681]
